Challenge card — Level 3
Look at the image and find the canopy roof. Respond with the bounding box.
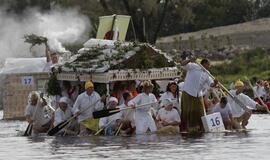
[52,39,180,82]
[53,39,175,74]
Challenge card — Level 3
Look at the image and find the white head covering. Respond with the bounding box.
[162,98,173,107]
[108,97,118,104]
[59,97,69,104]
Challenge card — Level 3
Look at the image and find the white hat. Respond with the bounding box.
[162,98,173,107]
[108,97,118,103]
[59,97,69,104]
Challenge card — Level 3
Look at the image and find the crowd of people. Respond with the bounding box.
[24,46,269,136]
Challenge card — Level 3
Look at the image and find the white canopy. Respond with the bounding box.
[0,57,48,74]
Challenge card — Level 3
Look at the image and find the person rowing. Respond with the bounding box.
[24,92,52,136]
[180,58,218,133]
[228,80,266,129]
[128,80,158,135]
[53,97,78,136]
[73,81,104,136]
[99,97,122,136]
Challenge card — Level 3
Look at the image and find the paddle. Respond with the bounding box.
[23,123,33,136]
[93,101,160,119]
[244,76,270,114]
[47,98,101,136]
[94,119,115,136]
[197,63,250,112]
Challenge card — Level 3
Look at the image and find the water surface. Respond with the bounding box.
[0,111,269,160]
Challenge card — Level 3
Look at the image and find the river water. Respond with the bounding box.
[0,110,270,160]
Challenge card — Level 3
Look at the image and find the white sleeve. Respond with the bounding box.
[128,94,142,106]
[173,109,181,123]
[242,94,257,109]
[151,94,158,105]
[72,95,81,114]
[182,63,198,71]
[156,109,162,121]
[99,117,107,128]
[24,105,32,116]
[207,75,214,86]
[54,110,63,126]
[226,103,233,115]
[94,93,104,111]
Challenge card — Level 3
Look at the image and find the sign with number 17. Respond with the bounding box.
[21,76,34,85]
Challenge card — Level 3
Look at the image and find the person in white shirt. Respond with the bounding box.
[253,80,266,99]
[228,80,265,129]
[53,97,77,135]
[73,81,104,135]
[25,92,51,135]
[157,99,181,132]
[212,97,235,129]
[180,58,218,132]
[43,44,59,72]
[160,81,181,115]
[118,92,135,135]
[99,97,122,136]
[61,81,79,107]
[128,80,158,135]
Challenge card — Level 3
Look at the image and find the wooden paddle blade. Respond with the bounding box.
[93,108,120,119]
[23,123,33,136]
[47,120,68,136]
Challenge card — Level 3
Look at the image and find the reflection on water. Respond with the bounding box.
[0,110,270,160]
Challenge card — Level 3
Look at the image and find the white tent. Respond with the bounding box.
[0,57,48,74]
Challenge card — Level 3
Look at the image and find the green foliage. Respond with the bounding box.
[111,45,174,70]
[212,48,270,86]
[24,34,47,49]
[46,74,61,96]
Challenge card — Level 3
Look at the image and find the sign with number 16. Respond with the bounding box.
[201,112,225,132]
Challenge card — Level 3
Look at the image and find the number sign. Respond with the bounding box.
[21,76,34,85]
[201,112,225,132]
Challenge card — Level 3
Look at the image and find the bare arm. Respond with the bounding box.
[26,115,33,124]
[180,56,196,66]
[45,43,51,63]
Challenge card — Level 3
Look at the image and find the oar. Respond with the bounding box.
[23,97,40,136]
[93,101,160,119]
[94,119,115,136]
[115,106,131,136]
[47,98,101,136]
[23,123,33,136]
[197,63,250,112]
[244,76,270,114]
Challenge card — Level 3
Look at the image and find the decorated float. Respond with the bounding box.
[47,38,181,97]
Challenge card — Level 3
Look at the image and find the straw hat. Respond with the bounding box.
[141,80,154,88]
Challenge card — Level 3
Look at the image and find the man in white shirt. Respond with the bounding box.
[99,97,122,136]
[180,58,218,132]
[118,92,135,135]
[25,92,51,135]
[212,97,236,129]
[157,99,181,132]
[128,80,158,135]
[73,81,104,135]
[228,80,265,129]
[253,80,266,99]
[43,44,59,72]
